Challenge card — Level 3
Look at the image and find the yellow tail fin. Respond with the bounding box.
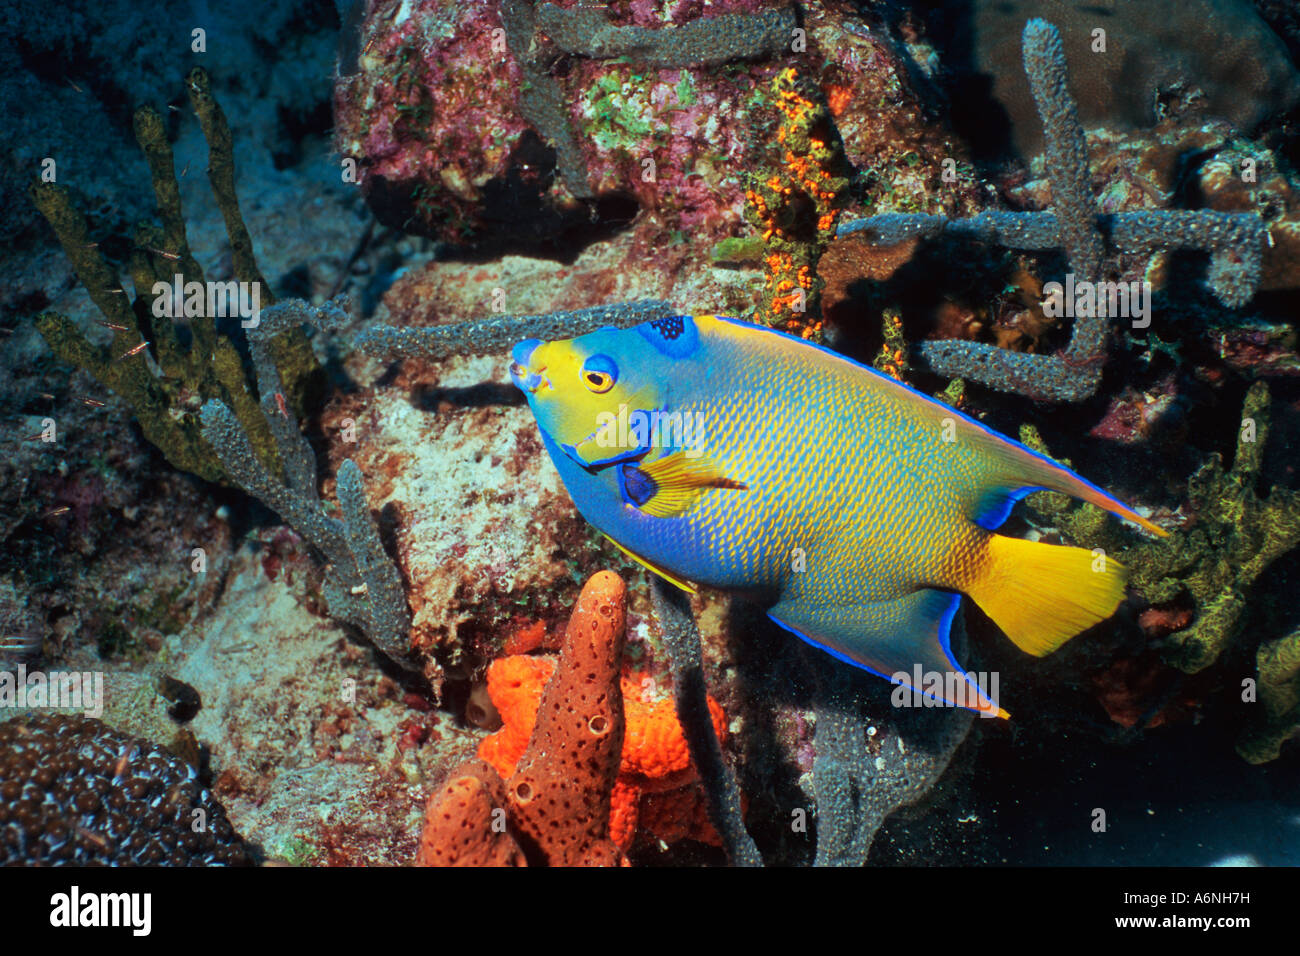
[967,535,1127,656]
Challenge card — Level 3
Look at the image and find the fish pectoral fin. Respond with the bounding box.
[602,534,697,594]
[768,590,1007,719]
[619,451,747,518]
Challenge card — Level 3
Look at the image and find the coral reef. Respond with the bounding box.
[416,758,526,866]
[0,713,253,865]
[417,571,629,866]
[328,254,694,679]
[650,578,760,865]
[334,0,959,254]
[1148,383,1300,675]
[809,629,974,866]
[1255,0,1300,65]
[351,214,1012,869]
[159,538,441,867]
[335,1,531,239]
[873,307,910,380]
[1188,135,1300,297]
[9,0,1298,871]
[1239,625,1300,764]
[335,0,804,244]
[502,0,593,203]
[7,0,457,869]
[31,68,320,483]
[1024,382,1300,759]
[1090,651,1203,732]
[496,568,626,864]
[0,0,340,245]
[535,3,796,68]
[198,301,414,672]
[836,20,1268,401]
[356,300,676,361]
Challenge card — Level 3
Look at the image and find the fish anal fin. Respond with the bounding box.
[602,534,697,594]
[768,590,1006,719]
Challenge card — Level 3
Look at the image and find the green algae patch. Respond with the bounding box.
[1024,382,1300,761]
[1238,626,1300,763]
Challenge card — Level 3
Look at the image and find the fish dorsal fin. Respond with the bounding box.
[960,427,1168,537]
[620,451,748,518]
[707,314,1166,538]
[602,534,697,594]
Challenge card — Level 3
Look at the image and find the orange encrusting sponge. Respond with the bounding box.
[479,656,730,852]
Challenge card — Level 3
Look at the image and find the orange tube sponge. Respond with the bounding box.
[415,758,526,867]
[502,569,628,866]
[479,649,731,853]
[419,572,629,867]
[420,570,735,864]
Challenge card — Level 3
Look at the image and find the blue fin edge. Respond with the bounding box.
[974,485,1045,531]
[765,592,991,710]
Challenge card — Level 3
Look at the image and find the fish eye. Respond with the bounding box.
[580,354,618,393]
[584,371,613,392]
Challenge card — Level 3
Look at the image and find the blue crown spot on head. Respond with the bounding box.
[652,317,685,340]
[637,314,699,358]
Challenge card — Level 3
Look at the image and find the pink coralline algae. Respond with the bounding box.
[334,2,535,243]
[333,1,961,249]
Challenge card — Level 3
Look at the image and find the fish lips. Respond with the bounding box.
[561,405,655,470]
[509,338,547,392]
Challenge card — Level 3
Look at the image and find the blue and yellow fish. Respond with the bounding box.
[510,314,1165,717]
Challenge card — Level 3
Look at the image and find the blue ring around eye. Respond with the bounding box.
[580,353,619,389]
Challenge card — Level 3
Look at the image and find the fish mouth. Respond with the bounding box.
[512,363,549,393]
[509,339,549,393]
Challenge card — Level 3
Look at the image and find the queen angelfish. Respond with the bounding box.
[510,314,1166,717]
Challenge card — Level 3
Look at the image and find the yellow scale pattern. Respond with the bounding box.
[651,316,996,603]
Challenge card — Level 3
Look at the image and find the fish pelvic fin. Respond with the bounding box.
[621,451,747,518]
[602,534,697,594]
[966,533,1126,657]
[768,589,1006,719]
